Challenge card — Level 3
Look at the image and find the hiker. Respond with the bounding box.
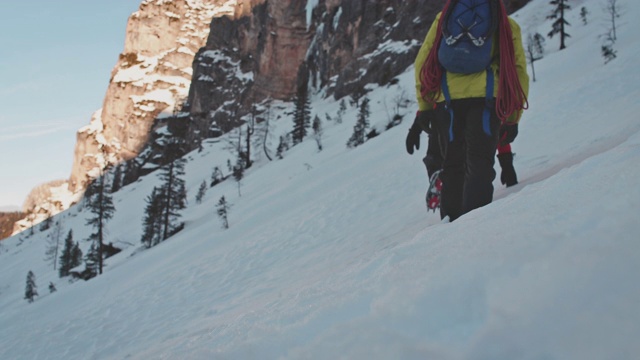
[408,122,518,212]
[416,123,519,187]
[406,0,529,221]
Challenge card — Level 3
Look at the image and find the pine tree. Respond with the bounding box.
[526,33,546,82]
[580,6,589,25]
[85,175,115,275]
[84,242,100,279]
[216,196,231,230]
[601,44,617,64]
[196,180,207,204]
[59,230,75,277]
[347,97,370,148]
[24,271,38,303]
[71,242,83,269]
[547,0,571,50]
[312,115,323,151]
[141,187,164,248]
[44,221,64,270]
[111,165,122,193]
[291,83,311,145]
[158,152,187,241]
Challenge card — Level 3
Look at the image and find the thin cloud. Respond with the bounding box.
[0,81,42,96]
[0,122,74,141]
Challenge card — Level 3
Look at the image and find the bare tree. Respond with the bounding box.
[526,33,546,82]
[603,0,621,42]
[600,0,622,64]
[44,221,64,270]
[384,88,410,129]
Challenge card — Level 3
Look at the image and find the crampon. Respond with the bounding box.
[426,170,443,212]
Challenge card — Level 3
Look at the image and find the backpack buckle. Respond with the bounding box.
[467,32,486,47]
[444,33,464,46]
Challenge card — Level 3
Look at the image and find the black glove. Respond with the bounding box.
[415,110,435,134]
[497,152,518,187]
[405,122,421,154]
[499,123,518,146]
[406,110,435,155]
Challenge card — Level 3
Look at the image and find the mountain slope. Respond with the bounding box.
[1,0,639,358]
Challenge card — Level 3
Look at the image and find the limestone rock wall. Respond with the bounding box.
[68,0,236,193]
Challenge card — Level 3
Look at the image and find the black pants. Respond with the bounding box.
[423,132,443,179]
[431,98,501,221]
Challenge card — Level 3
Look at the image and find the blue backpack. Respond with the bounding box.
[438,0,499,74]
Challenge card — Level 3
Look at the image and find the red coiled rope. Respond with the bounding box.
[495,0,528,121]
[419,0,450,106]
[419,0,528,122]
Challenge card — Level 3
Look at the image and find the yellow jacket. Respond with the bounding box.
[414,12,529,123]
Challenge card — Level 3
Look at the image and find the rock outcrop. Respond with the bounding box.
[184,0,444,143]
[68,0,236,193]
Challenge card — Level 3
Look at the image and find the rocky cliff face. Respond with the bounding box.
[68,0,237,193]
[185,0,443,137]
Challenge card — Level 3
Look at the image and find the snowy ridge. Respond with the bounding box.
[1,0,639,358]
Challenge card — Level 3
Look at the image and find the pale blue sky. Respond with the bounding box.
[0,1,141,209]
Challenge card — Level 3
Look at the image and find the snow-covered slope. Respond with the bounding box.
[1,0,639,358]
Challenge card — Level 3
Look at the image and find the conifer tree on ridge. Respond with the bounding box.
[548,0,571,50]
[24,270,38,303]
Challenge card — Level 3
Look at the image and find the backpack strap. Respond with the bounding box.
[440,72,455,142]
[441,67,495,142]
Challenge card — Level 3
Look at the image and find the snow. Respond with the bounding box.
[200,49,254,83]
[333,6,342,31]
[77,109,104,135]
[177,46,195,55]
[306,0,319,30]
[363,39,422,60]
[1,0,640,359]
